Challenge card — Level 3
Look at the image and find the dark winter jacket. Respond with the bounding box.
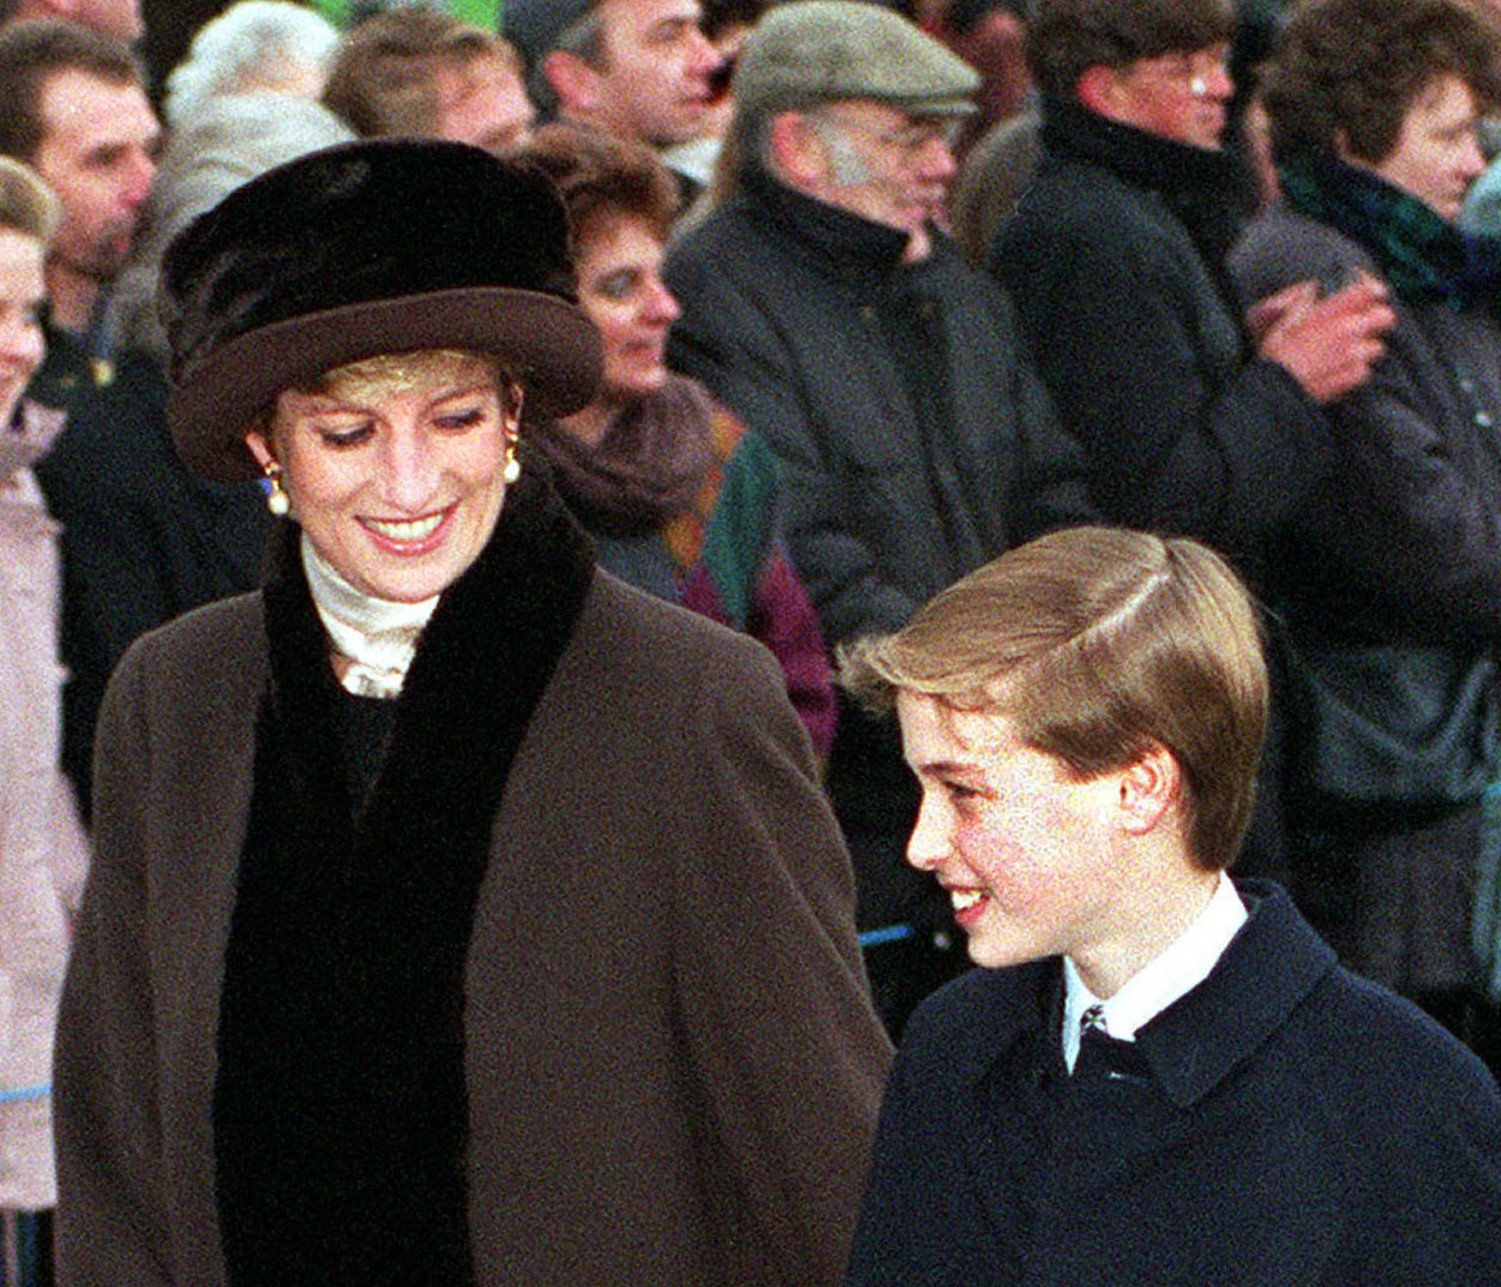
[666,163,1093,649]
[30,330,268,814]
[990,99,1330,566]
[847,881,1501,1286]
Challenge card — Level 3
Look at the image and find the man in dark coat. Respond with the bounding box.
[992,0,1393,560]
[840,526,1501,1286]
[666,0,1095,1034]
[988,0,1396,876]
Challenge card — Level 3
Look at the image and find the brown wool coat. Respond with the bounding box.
[54,570,892,1285]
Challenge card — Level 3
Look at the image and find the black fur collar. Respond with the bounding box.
[214,466,594,1284]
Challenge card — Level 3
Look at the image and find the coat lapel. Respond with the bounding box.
[215,467,596,1283]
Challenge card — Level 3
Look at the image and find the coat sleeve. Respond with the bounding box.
[666,253,922,644]
[994,216,1333,559]
[1333,1001,1501,1282]
[1230,215,1501,640]
[668,636,892,1284]
[53,642,175,1285]
[1314,322,1501,640]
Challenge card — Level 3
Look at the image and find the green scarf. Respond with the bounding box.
[1279,155,1501,306]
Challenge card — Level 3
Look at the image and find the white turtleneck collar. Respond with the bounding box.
[301,534,440,699]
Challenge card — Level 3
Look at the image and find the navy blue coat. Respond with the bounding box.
[846,881,1501,1285]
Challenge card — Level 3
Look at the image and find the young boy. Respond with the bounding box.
[840,526,1501,1285]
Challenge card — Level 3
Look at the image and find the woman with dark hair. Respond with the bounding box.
[519,123,837,757]
[52,139,890,1284]
[1230,0,1501,1066]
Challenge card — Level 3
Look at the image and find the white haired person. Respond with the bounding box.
[111,0,351,362]
[53,140,889,1285]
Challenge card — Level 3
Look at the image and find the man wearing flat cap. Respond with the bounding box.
[666,0,1096,1037]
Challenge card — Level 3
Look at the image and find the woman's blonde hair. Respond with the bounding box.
[0,157,60,245]
[840,526,1267,871]
[258,349,518,444]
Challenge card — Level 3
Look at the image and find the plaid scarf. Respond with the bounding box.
[1279,155,1501,307]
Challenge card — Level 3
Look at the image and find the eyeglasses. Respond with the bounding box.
[809,110,964,158]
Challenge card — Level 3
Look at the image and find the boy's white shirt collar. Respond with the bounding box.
[1062,873,1248,1071]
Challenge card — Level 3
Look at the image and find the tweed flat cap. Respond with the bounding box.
[733,0,979,118]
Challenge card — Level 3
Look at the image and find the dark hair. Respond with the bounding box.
[1026,0,1235,101]
[0,20,144,162]
[323,5,524,139]
[1261,0,1501,167]
[516,123,679,248]
[699,0,771,41]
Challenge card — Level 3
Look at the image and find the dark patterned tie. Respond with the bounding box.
[1074,1004,1150,1080]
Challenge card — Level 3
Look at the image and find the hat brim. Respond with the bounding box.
[168,285,602,483]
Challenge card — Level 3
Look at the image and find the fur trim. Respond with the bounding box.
[214,469,595,1282]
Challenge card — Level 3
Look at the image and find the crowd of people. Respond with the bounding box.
[1,0,1500,1282]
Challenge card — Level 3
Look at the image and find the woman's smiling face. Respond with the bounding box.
[247,350,517,604]
[0,227,47,435]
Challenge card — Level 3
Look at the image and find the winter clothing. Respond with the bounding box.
[159,140,600,482]
[29,332,268,817]
[730,0,978,120]
[535,377,838,756]
[1230,163,1501,1000]
[0,402,87,1215]
[846,881,1501,1286]
[669,164,1092,648]
[54,467,891,1285]
[990,97,1332,562]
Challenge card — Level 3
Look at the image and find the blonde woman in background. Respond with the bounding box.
[0,157,87,1287]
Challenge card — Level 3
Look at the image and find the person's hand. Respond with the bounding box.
[1246,280,1317,344]
[1255,272,1395,404]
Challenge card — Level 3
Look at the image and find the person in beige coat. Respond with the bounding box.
[0,158,87,1285]
[53,139,891,1285]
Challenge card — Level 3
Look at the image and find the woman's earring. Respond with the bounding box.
[502,424,522,484]
[263,461,291,517]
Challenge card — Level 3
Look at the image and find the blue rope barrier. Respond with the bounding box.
[858,923,915,948]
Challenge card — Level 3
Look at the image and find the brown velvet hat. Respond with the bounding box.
[161,138,602,483]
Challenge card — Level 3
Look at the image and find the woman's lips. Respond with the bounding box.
[359,505,454,554]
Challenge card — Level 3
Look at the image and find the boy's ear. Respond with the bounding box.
[1115,743,1182,836]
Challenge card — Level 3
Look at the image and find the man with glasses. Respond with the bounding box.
[666,0,1096,1039]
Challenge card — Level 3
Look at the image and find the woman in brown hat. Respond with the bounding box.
[51,139,890,1286]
